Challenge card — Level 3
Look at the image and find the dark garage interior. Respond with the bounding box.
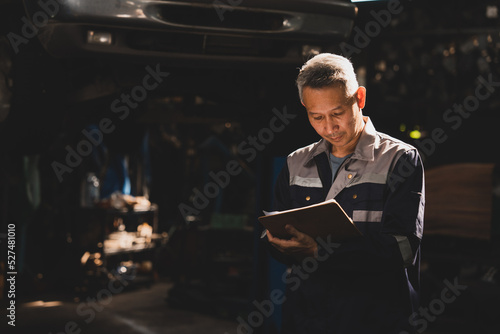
[0,0,500,333]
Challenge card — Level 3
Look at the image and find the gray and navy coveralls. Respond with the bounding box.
[268,117,425,333]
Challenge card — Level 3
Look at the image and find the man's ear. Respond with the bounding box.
[355,86,366,109]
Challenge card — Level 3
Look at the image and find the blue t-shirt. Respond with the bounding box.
[329,153,352,183]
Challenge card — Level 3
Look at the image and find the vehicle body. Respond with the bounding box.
[18,0,356,64]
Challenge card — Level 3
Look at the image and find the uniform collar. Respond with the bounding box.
[304,116,378,165]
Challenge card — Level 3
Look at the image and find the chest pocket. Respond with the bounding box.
[340,184,386,235]
[289,186,325,208]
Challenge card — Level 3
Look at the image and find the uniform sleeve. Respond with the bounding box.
[272,160,293,212]
[318,149,425,272]
[260,161,297,265]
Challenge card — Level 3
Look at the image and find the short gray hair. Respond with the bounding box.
[296,53,359,101]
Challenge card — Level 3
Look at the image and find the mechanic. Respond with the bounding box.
[264,53,425,333]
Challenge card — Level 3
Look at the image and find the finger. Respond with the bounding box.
[268,236,288,248]
[267,231,282,246]
[271,241,297,254]
[270,243,286,253]
[268,237,290,253]
[267,229,293,245]
[285,224,305,240]
[272,240,303,254]
[267,230,290,246]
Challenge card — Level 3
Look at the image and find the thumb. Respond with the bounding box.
[285,225,302,239]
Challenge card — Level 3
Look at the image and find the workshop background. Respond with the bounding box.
[0,0,499,333]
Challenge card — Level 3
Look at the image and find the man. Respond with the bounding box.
[265,53,424,333]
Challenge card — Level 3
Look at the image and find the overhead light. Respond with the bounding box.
[87,31,113,45]
[486,6,498,19]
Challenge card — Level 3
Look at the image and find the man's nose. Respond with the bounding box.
[325,117,339,134]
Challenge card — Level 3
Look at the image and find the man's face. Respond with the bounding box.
[302,84,366,157]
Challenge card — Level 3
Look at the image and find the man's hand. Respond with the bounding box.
[266,225,318,260]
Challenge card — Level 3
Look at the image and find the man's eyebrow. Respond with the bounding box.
[307,106,343,114]
[307,110,322,115]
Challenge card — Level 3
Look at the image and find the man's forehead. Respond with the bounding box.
[304,82,347,93]
[303,86,354,106]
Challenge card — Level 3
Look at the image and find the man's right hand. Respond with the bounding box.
[266,225,318,260]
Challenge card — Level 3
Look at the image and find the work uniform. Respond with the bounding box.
[268,117,425,333]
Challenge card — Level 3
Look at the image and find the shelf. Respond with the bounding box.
[104,232,167,256]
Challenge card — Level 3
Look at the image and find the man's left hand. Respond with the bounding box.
[266,225,318,260]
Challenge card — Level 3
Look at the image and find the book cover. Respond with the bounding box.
[258,199,362,241]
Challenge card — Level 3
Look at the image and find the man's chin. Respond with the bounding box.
[325,134,344,144]
[330,135,344,142]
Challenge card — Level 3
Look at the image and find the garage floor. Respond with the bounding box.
[5,278,498,334]
[10,281,238,334]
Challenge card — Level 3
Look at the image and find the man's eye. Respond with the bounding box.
[313,116,322,121]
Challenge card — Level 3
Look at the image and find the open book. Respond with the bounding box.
[258,199,361,241]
